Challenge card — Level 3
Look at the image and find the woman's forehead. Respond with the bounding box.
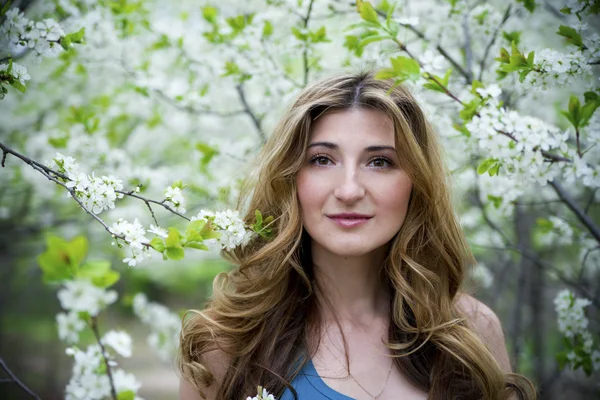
[308,108,396,145]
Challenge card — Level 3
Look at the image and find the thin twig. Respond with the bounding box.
[462,13,474,83]
[576,127,582,158]
[235,84,265,143]
[372,8,471,82]
[0,357,41,400]
[90,317,118,400]
[302,0,315,86]
[478,5,512,82]
[117,190,190,221]
[0,141,189,245]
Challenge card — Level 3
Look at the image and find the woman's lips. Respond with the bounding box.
[327,216,372,228]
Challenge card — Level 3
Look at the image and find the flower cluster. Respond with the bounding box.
[164,186,186,214]
[193,209,254,250]
[64,344,142,400]
[466,93,569,186]
[53,153,125,215]
[57,279,118,317]
[109,218,152,267]
[554,289,600,372]
[521,48,592,91]
[0,62,31,98]
[0,8,65,57]
[132,293,181,363]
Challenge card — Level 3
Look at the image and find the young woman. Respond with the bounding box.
[178,71,536,400]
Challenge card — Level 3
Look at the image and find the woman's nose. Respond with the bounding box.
[333,169,366,203]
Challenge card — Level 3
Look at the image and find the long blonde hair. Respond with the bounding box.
[179,71,536,400]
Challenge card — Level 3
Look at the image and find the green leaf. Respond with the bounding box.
[262,21,273,37]
[470,80,484,95]
[202,6,218,24]
[1,1,11,17]
[495,47,510,64]
[165,228,184,260]
[117,390,135,400]
[583,91,598,102]
[291,26,308,41]
[519,69,532,83]
[91,270,120,288]
[502,30,521,46]
[150,237,165,253]
[568,95,581,128]
[557,25,583,48]
[477,158,496,175]
[526,51,535,66]
[37,250,73,283]
[488,163,501,176]
[580,100,599,128]
[166,246,185,260]
[165,227,183,248]
[359,1,380,24]
[78,260,110,278]
[69,27,86,43]
[255,209,263,225]
[184,242,209,251]
[389,56,420,82]
[10,80,26,93]
[68,236,89,268]
[487,195,503,209]
[516,0,536,12]
[374,68,397,80]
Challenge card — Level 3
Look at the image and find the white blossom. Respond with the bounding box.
[57,280,118,316]
[522,48,592,91]
[54,153,125,214]
[102,330,133,358]
[148,224,168,238]
[164,186,186,214]
[420,50,446,74]
[112,369,142,394]
[538,216,574,247]
[246,387,276,400]
[192,209,254,250]
[56,312,86,343]
[554,289,592,339]
[109,218,153,266]
[132,293,181,363]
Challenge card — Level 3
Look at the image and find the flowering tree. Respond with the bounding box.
[0,0,598,398]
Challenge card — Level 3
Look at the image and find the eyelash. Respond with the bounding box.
[308,154,395,168]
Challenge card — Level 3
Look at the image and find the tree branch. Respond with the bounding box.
[90,317,118,400]
[0,141,191,249]
[235,83,265,143]
[478,5,512,82]
[302,0,315,86]
[550,180,600,243]
[462,13,474,83]
[0,357,41,399]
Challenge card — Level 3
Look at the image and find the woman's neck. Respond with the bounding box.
[311,243,391,327]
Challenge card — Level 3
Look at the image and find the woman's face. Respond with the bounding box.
[296,107,413,258]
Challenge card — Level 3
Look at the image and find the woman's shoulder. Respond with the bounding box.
[179,346,233,400]
[455,292,512,372]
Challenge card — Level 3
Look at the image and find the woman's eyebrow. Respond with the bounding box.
[307,141,396,152]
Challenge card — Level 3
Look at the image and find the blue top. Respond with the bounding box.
[279,359,355,400]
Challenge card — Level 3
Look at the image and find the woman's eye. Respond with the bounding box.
[368,157,393,168]
[309,155,332,166]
